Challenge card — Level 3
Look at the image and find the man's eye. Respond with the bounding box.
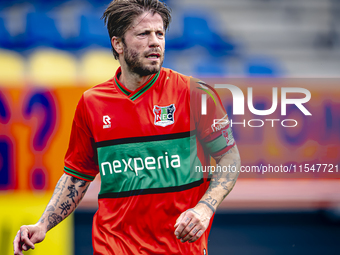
[139,32,147,36]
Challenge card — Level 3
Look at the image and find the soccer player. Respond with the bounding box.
[13,0,241,254]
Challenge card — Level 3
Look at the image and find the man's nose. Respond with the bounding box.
[149,32,160,47]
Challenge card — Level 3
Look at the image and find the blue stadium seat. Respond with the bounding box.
[87,0,111,8]
[195,57,227,76]
[246,57,282,77]
[79,14,111,48]
[166,15,236,56]
[26,12,62,48]
[28,0,68,12]
[0,17,11,48]
[26,11,85,50]
[0,15,29,49]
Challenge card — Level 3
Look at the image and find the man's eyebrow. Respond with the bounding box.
[135,28,165,33]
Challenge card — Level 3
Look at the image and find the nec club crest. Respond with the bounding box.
[153,104,176,127]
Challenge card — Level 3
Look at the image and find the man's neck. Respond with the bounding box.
[119,66,153,91]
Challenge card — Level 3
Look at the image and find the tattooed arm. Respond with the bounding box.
[13,174,90,255]
[198,145,240,214]
[174,145,241,243]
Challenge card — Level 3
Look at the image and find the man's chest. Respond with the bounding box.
[86,90,191,143]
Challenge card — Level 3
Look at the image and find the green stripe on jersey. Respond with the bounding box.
[97,134,202,195]
[114,77,131,96]
[114,72,159,100]
[130,71,160,101]
[197,87,217,105]
[204,135,228,154]
[64,166,95,181]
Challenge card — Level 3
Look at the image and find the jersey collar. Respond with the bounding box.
[114,67,160,101]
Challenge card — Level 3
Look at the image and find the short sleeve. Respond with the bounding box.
[64,95,99,181]
[190,78,235,158]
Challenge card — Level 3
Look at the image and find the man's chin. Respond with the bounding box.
[146,60,162,68]
[139,63,162,76]
[133,67,159,77]
[148,64,161,73]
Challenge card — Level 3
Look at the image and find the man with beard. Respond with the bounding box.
[13,0,241,254]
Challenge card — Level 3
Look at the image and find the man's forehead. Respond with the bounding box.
[130,12,164,31]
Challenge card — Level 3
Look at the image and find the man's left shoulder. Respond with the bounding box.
[160,68,216,96]
[161,67,190,88]
[189,76,220,98]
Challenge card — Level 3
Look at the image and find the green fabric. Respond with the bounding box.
[97,135,202,194]
[204,135,228,154]
[64,166,95,181]
[114,77,130,96]
[130,72,160,101]
[114,72,160,100]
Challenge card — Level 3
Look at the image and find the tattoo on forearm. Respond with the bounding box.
[46,205,55,212]
[59,201,72,216]
[78,180,87,187]
[67,184,79,203]
[202,156,240,213]
[207,174,220,192]
[70,176,80,184]
[47,213,62,231]
[70,176,89,205]
[217,146,236,159]
[70,176,86,187]
[53,175,69,207]
[225,149,233,155]
[198,201,216,214]
[41,176,90,231]
[81,184,89,198]
[75,183,89,204]
[221,181,230,192]
[205,196,217,206]
[207,157,239,193]
[52,178,62,196]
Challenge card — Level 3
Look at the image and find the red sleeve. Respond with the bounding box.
[190,78,235,157]
[64,95,99,181]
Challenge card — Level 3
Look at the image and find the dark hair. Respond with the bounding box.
[102,0,172,59]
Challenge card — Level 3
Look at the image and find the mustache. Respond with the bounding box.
[144,49,163,56]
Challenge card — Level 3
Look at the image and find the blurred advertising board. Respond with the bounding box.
[0,87,83,254]
[0,192,73,255]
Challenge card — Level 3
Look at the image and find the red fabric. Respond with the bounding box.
[64,68,232,254]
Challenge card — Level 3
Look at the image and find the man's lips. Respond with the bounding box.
[145,53,161,58]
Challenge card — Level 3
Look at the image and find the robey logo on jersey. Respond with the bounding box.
[103,115,111,129]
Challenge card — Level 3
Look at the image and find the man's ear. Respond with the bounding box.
[112,36,123,54]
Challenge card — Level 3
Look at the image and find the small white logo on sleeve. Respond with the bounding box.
[103,115,111,129]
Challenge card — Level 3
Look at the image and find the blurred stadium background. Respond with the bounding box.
[0,0,339,254]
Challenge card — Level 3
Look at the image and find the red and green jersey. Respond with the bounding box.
[64,67,235,255]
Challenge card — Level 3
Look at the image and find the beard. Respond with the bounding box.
[123,44,164,77]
